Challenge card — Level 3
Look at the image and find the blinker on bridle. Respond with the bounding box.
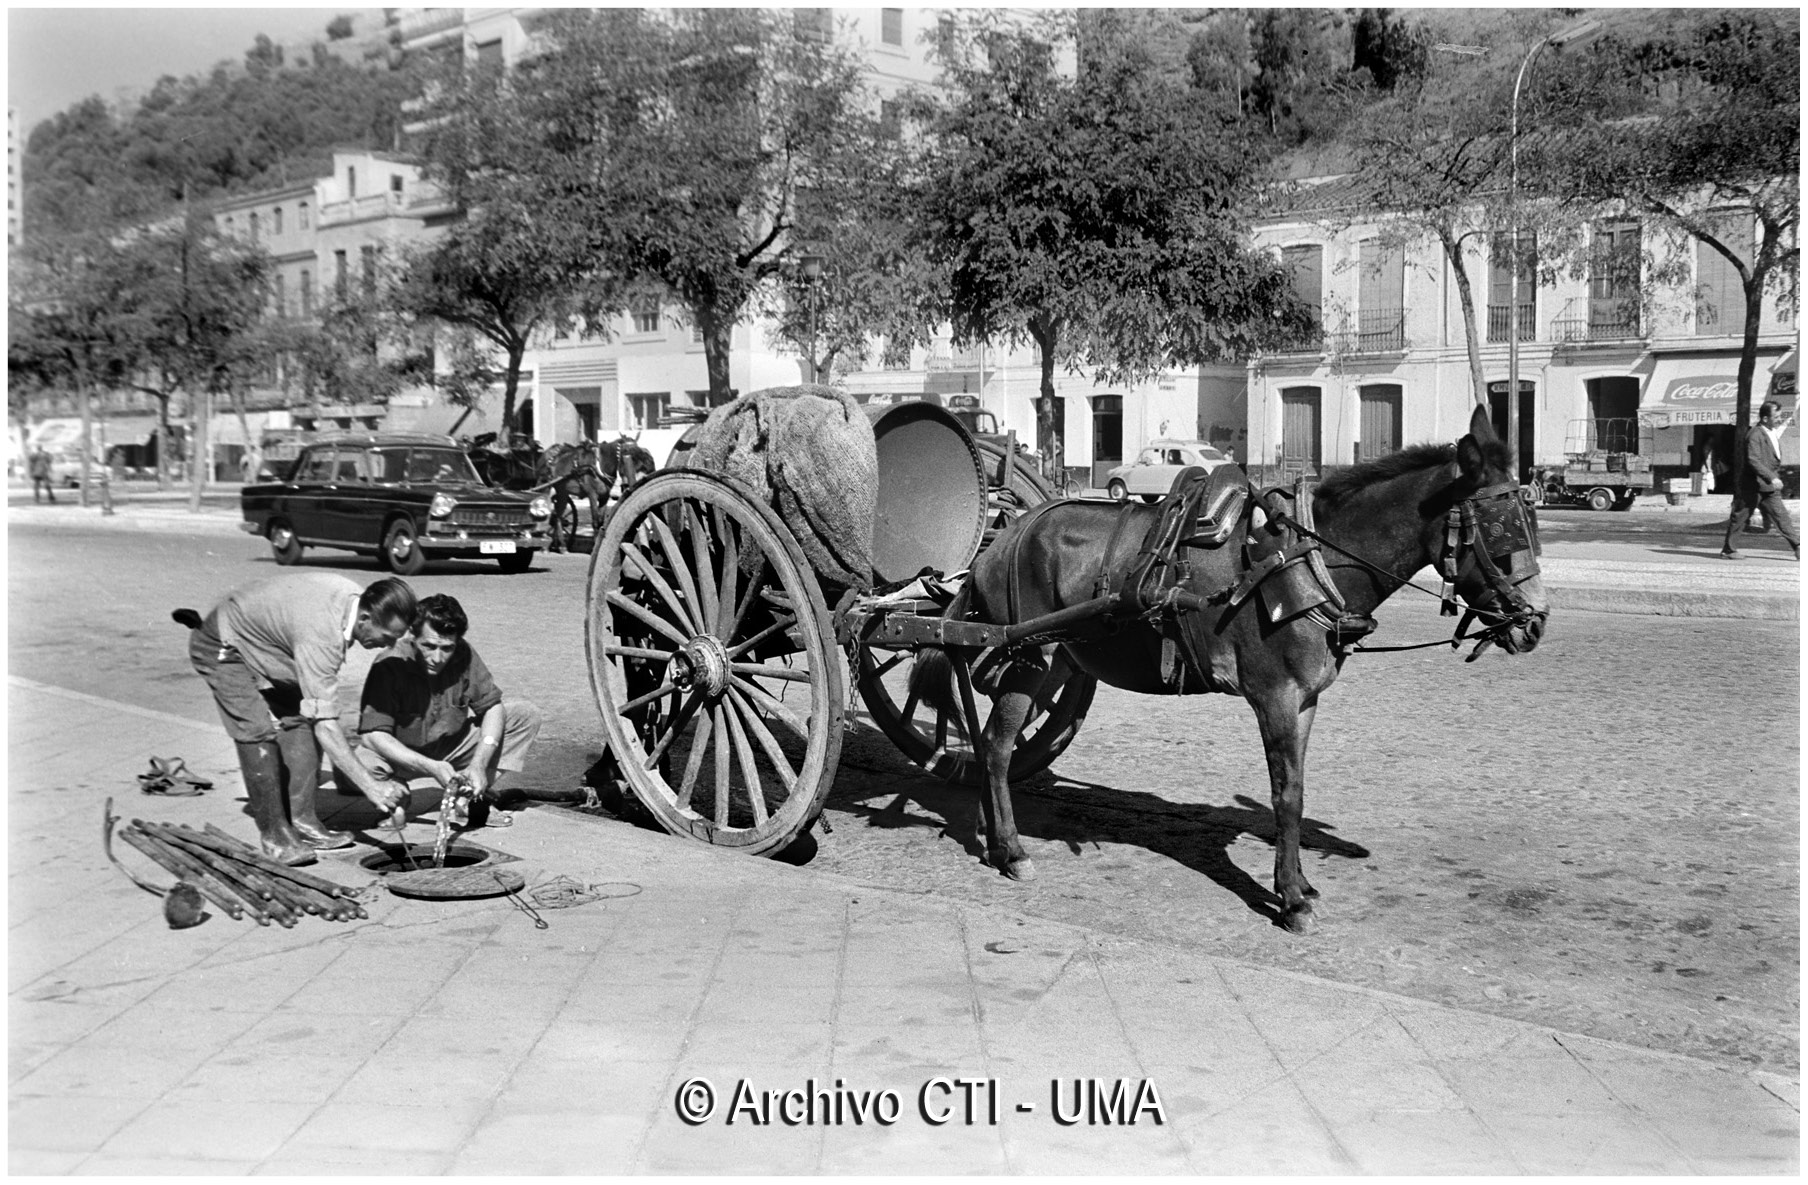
[1438,479,1545,655]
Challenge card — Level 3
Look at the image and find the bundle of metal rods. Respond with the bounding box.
[116,820,367,927]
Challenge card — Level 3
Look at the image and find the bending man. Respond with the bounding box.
[181,575,417,864]
[349,593,541,829]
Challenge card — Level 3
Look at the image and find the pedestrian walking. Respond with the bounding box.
[174,574,418,864]
[1722,400,1799,560]
[27,447,56,503]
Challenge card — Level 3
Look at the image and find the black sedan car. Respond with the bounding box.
[240,433,552,574]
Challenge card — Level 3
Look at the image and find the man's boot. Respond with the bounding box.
[236,740,317,866]
[275,729,353,850]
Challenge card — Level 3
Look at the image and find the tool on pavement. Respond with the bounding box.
[137,756,213,797]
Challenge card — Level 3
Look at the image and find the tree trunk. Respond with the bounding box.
[1029,317,1063,481]
[498,340,527,449]
[231,384,260,480]
[1441,227,1489,408]
[155,397,172,491]
[1726,268,1766,498]
[188,386,210,512]
[699,305,734,403]
[77,375,93,510]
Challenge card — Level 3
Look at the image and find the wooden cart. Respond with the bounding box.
[583,400,1096,856]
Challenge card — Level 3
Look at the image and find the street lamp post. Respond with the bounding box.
[1507,18,1602,483]
[799,253,824,384]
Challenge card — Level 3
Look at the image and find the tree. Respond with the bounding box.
[497,8,881,403]
[104,217,274,496]
[326,15,354,42]
[1532,9,1800,494]
[8,233,136,505]
[406,50,630,443]
[912,12,1307,468]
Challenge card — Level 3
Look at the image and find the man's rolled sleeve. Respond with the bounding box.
[294,631,347,720]
[358,658,403,736]
[465,649,504,718]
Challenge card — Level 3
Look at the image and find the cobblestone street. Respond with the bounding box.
[9,523,1797,1077]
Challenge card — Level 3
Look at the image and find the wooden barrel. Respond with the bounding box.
[865,401,988,585]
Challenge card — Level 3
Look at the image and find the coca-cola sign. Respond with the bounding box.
[1663,377,1737,404]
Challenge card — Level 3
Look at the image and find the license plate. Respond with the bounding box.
[479,541,516,555]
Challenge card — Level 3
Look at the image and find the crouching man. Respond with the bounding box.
[346,593,541,828]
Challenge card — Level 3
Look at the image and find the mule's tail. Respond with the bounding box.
[907,583,972,719]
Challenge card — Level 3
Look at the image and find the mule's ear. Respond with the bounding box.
[1457,431,1486,481]
[1469,404,1497,444]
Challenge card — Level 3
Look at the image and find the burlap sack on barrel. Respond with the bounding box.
[670,384,877,591]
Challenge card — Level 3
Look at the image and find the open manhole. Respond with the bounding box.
[359,842,493,874]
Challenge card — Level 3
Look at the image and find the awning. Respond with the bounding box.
[1637,351,1795,428]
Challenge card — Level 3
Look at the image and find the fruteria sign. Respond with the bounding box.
[1642,372,1796,427]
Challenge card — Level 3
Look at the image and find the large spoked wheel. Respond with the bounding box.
[552,492,580,549]
[586,472,846,855]
[856,644,1096,788]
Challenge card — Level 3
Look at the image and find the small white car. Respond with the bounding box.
[1104,440,1232,502]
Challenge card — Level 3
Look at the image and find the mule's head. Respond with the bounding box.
[1440,405,1549,654]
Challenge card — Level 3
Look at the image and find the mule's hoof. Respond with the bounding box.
[1002,857,1037,882]
[1280,903,1316,935]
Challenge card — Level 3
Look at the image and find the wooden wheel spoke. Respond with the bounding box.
[726,613,797,660]
[721,697,768,827]
[721,558,768,646]
[730,676,810,741]
[620,541,699,634]
[675,707,713,810]
[604,643,676,661]
[713,507,740,637]
[685,504,721,629]
[648,511,708,628]
[620,679,679,716]
[644,689,706,770]
[731,661,812,684]
[605,590,690,649]
[728,687,798,796]
[712,705,732,829]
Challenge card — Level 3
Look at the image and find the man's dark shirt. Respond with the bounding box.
[359,637,503,760]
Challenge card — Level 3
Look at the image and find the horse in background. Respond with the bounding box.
[465,433,656,552]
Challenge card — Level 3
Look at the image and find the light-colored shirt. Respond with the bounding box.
[216,574,362,720]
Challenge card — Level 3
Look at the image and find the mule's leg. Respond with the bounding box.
[1251,691,1320,933]
[975,656,1051,882]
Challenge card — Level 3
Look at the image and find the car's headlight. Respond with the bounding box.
[429,493,457,518]
[528,495,552,518]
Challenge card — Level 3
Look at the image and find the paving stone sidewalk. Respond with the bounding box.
[7,675,1797,1174]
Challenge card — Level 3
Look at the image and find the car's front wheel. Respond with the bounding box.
[497,550,535,574]
[268,520,303,566]
[1107,479,1128,502]
[383,520,427,576]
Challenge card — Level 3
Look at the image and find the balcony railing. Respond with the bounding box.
[1347,307,1408,354]
[1269,325,1326,356]
[1551,315,1641,344]
[1486,304,1536,343]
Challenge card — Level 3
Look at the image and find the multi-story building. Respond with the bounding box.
[1245,176,1797,491]
[390,6,1227,488]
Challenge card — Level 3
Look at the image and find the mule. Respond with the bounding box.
[920,406,1548,934]
[467,435,655,552]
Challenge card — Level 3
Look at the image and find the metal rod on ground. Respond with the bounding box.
[124,826,269,923]
[145,823,307,920]
[191,824,357,898]
[157,825,360,922]
[117,829,252,923]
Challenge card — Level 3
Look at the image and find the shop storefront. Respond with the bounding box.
[1635,348,1797,493]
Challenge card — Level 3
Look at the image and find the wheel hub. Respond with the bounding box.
[670,635,732,698]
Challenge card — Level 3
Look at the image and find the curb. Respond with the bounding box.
[1548,585,1799,620]
[7,507,244,537]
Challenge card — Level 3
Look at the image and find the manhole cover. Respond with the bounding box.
[383,866,526,901]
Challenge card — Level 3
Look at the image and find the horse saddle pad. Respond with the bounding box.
[1107,463,1249,613]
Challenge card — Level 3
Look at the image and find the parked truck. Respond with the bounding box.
[1533,417,1655,511]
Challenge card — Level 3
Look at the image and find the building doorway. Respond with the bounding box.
[1487,380,1535,483]
[1280,387,1321,479]
[1091,394,1123,489]
[1584,376,1640,454]
[1357,384,1402,463]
